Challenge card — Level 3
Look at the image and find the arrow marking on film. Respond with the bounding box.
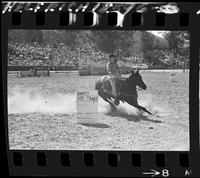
[142,169,160,177]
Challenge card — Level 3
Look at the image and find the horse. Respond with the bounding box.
[95,69,152,115]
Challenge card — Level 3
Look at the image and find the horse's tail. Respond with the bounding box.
[95,79,102,90]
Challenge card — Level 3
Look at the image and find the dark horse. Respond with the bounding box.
[95,69,152,115]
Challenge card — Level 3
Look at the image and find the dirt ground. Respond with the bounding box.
[8,71,189,150]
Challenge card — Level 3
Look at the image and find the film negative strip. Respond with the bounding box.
[1,1,200,177]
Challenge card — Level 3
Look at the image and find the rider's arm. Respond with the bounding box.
[116,63,122,76]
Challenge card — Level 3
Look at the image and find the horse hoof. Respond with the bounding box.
[110,104,117,111]
[114,100,119,105]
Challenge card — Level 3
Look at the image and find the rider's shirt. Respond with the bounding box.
[106,61,121,79]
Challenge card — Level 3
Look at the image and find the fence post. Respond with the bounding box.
[34,68,37,76]
[182,61,186,74]
[47,66,50,76]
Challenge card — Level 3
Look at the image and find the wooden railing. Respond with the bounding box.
[7,65,78,71]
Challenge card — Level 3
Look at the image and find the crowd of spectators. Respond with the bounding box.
[144,49,189,67]
[8,43,50,66]
[8,42,112,67]
[8,42,185,69]
[8,43,80,67]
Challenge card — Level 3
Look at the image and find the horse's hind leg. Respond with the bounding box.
[98,90,116,111]
[98,90,109,102]
[108,101,117,111]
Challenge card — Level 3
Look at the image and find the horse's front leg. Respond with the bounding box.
[135,104,152,115]
[126,98,152,115]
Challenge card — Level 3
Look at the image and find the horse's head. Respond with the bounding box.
[128,69,147,90]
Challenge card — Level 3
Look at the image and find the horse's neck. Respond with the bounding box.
[120,79,137,94]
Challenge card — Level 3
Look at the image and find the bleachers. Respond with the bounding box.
[8,43,78,67]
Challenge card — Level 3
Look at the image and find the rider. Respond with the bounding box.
[106,54,121,105]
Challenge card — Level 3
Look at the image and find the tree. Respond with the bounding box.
[9,30,45,45]
[42,30,78,48]
[92,30,141,59]
[164,31,190,64]
[164,31,189,52]
[141,31,158,64]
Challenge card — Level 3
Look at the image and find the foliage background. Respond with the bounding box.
[8,30,190,68]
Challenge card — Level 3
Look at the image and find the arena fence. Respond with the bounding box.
[8,65,78,71]
[20,67,50,77]
[78,62,132,76]
[78,63,189,76]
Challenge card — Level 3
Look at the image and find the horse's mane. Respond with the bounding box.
[120,75,132,83]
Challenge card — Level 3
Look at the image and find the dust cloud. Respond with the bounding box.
[8,89,76,114]
[8,88,170,116]
[98,93,172,117]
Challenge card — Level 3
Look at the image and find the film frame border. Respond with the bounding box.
[1,1,200,177]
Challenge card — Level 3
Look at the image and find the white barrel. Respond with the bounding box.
[76,90,98,124]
